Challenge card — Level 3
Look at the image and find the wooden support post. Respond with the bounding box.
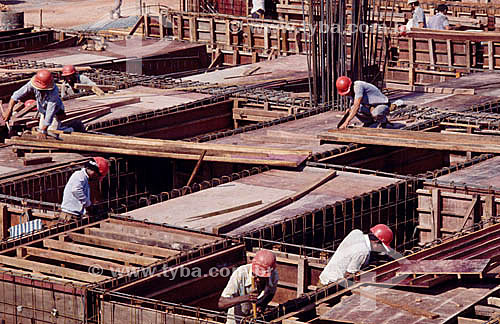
[0,204,9,240]
[159,14,165,38]
[485,195,497,221]
[233,48,239,65]
[39,9,43,29]
[144,14,150,38]
[428,39,435,70]
[186,150,207,187]
[297,258,308,297]
[431,189,442,241]
[447,39,453,71]
[177,15,183,40]
[209,18,215,45]
[460,195,479,230]
[247,24,254,49]
[189,17,197,42]
[225,21,231,46]
[264,26,270,51]
[294,31,301,54]
[488,41,494,70]
[465,40,471,71]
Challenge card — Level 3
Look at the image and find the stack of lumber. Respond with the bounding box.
[7,97,140,129]
[6,132,312,167]
[318,128,500,153]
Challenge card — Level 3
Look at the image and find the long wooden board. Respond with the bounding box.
[6,132,311,167]
[319,128,500,153]
[398,259,490,275]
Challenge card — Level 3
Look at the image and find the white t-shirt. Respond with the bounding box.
[251,0,265,14]
[319,230,372,285]
[427,12,449,30]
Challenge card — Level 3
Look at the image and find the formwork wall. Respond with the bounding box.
[0,272,87,324]
[242,166,419,253]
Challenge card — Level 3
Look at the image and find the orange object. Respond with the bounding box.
[252,250,276,277]
[62,65,77,76]
[336,76,352,96]
[370,224,394,247]
[31,70,54,90]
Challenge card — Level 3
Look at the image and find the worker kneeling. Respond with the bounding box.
[3,70,71,138]
[219,250,279,324]
[59,157,109,222]
[318,224,393,286]
[336,76,392,129]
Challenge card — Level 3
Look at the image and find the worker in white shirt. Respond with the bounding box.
[427,5,451,30]
[110,0,123,19]
[59,157,109,222]
[251,0,265,18]
[318,224,393,286]
[219,250,279,324]
[60,65,98,97]
[408,0,426,28]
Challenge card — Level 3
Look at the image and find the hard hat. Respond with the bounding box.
[31,70,54,90]
[407,0,418,4]
[61,65,77,77]
[370,224,394,248]
[24,99,37,111]
[252,250,276,278]
[91,157,109,181]
[336,76,352,96]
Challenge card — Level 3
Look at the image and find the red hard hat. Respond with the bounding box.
[252,250,276,278]
[61,65,77,77]
[31,70,54,90]
[92,157,109,181]
[370,224,393,247]
[336,76,352,96]
[24,99,37,111]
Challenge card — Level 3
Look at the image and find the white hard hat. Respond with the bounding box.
[408,0,418,4]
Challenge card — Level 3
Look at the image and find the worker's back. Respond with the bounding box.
[318,229,371,285]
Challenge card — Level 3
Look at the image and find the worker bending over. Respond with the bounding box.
[336,76,392,129]
[60,157,109,222]
[60,65,97,96]
[219,250,279,324]
[3,70,68,138]
[318,224,393,286]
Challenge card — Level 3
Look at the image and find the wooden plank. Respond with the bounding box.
[398,259,490,275]
[213,170,337,234]
[351,289,439,319]
[23,247,138,273]
[233,108,289,119]
[460,195,479,230]
[432,189,442,241]
[186,150,206,187]
[22,155,52,166]
[0,66,92,74]
[458,317,486,324]
[129,15,145,36]
[489,297,500,307]
[73,84,117,91]
[319,128,500,153]
[67,232,178,258]
[385,83,475,95]
[0,254,108,282]
[43,239,157,266]
[474,305,500,317]
[186,200,263,221]
[62,107,111,126]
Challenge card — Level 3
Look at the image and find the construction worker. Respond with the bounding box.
[408,0,426,29]
[218,250,279,324]
[336,76,392,129]
[3,70,67,139]
[428,4,451,30]
[60,157,109,222]
[110,0,123,19]
[250,0,265,18]
[60,65,97,97]
[318,224,393,286]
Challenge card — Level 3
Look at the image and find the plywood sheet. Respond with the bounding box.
[398,259,490,275]
[435,156,500,188]
[125,167,399,234]
[38,53,112,65]
[321,284,490,324]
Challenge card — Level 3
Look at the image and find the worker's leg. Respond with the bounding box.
[110,0,122,18]
[356,106,375,127]
[371,104,390,128]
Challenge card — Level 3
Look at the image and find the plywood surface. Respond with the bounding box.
[398,260,490,275]
[321,284,491,324]
[125,167,400,234]
[435,156,500,188]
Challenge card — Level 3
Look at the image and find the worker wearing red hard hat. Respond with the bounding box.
[219,250,279,324]
[60,65,97,96]
[318,224,393,286]
[59,157,109,221]
[336,76,393,129]
[3,69,68,138]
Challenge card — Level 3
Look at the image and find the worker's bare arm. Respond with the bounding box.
[3,98,17,122]
[340,97,362,129]
[218,294,258,310]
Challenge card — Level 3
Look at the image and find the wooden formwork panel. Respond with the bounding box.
[0,275,86,324]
